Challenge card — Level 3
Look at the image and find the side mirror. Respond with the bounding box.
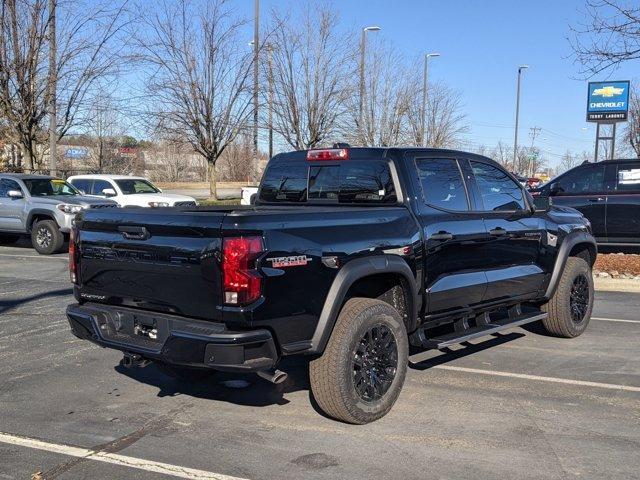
[78,189,86,195]
[533,196,551,211]
[101,188,117,197]
[7,190,23,199]
[549,182,561,195]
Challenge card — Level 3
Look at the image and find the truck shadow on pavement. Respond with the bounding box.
[115,332,525,415]
[115,356,315,409]
[0,287,73,314]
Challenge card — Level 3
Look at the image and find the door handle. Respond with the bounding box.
[429,231,453,241]
[588,197,605,202]
[489,227,507,236]
[118,225,150,240]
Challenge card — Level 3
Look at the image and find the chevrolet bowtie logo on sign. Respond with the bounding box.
[592,86,625,98]
[587,80,630,122]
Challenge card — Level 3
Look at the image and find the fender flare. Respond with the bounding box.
[26,209,57,232]
[543,230,597,300]
[308,255,418,354]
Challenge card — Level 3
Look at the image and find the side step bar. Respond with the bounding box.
[412,311,548,350]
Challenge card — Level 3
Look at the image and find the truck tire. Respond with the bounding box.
[541,256,594,338]
[309,298,408,424]
[0,234,20,244]
[31,219,65,255]
[155,362,215,382]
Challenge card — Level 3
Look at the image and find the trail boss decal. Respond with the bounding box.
[267,255,310,268]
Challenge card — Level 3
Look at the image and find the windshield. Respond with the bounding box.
[24,179,80,197]
[115,179,161,195]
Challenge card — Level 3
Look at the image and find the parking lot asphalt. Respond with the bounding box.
[0,243,639,480]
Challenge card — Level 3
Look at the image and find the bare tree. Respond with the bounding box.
[0,0,132,171]
[355,41,411,147]
[405,79,469,148]
[625,81,640,157]
[215,134,261,182]
[268,4,354,150]
[490,141,513,169]
[570,0,640,76]
[558,150,581,173]
[138,0,253,198]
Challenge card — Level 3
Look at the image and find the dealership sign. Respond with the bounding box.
[65,147,88,158]
[586,81,630,122]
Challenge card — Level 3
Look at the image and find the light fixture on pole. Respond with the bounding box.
[359,25,381,144]
[421,52,440,147]
[513,65,529,169]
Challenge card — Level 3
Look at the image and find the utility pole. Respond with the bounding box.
[48,0,57,176]
[267,44,273,159]
[513,65,529,169]
[252,0,259,163]
[528,126,541,176]
[421,52,440,147]
[358,26,381,145]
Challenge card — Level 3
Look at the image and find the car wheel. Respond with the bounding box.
[0,234,20,244]
[31,219,65,255]
[155,362,215,382]
[541,256,594,338]
[309,298,408,424]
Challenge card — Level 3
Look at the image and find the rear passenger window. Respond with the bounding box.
[339,163,396,203]
[309,165,339,200]
[259,164,308,202]
[415,158,469,211]
[259,160,397,204]
[617,166,640,192]
[471,161,525,211]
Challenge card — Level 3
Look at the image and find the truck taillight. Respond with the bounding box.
[222,236,263,305]
[69,227,79,284]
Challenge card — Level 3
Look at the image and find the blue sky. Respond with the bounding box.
[236,0,638,167]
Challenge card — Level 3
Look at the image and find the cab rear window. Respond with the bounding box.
[259,161,397,204]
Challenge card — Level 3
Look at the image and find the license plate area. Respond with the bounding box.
[98,310,170,352]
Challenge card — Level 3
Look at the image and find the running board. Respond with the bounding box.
[415,312,547,350]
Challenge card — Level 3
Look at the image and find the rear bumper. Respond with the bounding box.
[66,303,279,372]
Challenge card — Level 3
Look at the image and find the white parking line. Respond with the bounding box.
[0,253,67,260]
[592,317,640,324]
[0,432,248,480]
[433,365,640,393]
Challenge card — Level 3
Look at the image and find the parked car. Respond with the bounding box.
[67,147,596,424]
[531,159,640,246]
[67,174,197,207]
[0,174,117,254]
[240,186,259,205]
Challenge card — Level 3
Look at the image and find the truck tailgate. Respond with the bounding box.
[76,208,228,321]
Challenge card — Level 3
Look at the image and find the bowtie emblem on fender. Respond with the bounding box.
[267,255,310,268]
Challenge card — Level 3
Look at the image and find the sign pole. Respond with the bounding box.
[611,123,616,160]
[594,123,600,162]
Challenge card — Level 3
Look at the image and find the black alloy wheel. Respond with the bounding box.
[569,274,590,324]
[352,324,398,402]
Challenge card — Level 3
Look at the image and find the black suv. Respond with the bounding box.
[533,159,640,246]
[67,147,596,424]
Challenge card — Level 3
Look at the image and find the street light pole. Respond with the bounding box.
[513,65,529,169]
[421,52,440,147]
[252,0,259,163]
[358,26,381,145]
[267,44,273,159]
[48,0,57,176]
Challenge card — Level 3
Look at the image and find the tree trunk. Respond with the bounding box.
[208,161,217,200]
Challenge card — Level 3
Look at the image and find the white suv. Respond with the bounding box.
[67,175,197,208]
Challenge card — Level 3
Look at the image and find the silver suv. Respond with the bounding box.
[0,173,117,254]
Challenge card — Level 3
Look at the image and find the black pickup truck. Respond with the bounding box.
[66,147,596,424]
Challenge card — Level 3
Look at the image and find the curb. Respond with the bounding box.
[594,277,640,293]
